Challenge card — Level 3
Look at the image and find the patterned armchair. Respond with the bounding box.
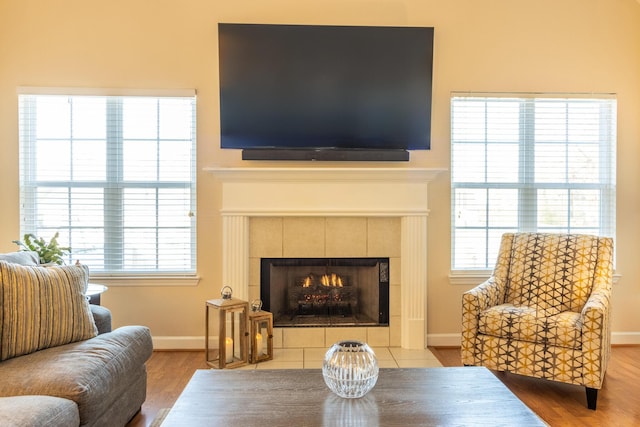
[461,233,613,410]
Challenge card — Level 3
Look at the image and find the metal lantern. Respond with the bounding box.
[206,286,249,369]
[248,299,273,364]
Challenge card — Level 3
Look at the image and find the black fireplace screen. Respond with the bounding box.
[260,258,390,327]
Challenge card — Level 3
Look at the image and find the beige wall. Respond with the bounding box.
[1,0,639,346]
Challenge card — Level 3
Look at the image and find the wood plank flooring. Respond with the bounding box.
[127,346,640,427]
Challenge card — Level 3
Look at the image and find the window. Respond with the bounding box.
[451,93,616,270]
[18,90,197,274]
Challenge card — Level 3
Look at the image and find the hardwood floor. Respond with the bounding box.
[431,346,640,426]
[127,351,209,427]
[127,346,640,427]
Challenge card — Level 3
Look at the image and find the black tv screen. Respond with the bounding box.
[218,23,434,161]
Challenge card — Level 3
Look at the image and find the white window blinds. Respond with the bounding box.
[18,91,197,274]
[450,93,616,270]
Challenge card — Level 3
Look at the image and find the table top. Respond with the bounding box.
[86,283,107,296]
[160,367,547,427]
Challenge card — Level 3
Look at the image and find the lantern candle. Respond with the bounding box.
[225,337,234,363]
[255,332,264,355]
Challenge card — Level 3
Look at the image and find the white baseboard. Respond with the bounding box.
[611,331,640,345]
[427,334,461,347]
[151,332,640,351]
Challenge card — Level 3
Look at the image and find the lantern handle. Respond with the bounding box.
[221,286,233,299]
[251,299,263,312]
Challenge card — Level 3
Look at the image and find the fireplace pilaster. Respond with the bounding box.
[401,215,428,349]
[222,215,249,301]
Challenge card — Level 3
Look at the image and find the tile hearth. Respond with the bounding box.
[237,347,442,370]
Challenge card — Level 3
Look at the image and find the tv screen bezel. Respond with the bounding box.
[218,23,434,161]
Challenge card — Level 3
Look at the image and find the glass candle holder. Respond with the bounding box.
[322,340,379,398]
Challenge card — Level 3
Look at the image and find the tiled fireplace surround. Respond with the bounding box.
[206,167,444,350]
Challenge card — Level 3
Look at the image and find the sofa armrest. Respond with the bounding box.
[90,305,112,334]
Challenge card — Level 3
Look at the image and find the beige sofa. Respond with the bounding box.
[0,252,154,426]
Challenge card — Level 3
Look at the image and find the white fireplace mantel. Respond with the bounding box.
[205,167,446,349]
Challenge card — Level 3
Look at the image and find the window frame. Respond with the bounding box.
[450,92,616,275]
[17,87,198,282]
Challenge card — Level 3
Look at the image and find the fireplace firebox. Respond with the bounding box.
[260,258,389,327]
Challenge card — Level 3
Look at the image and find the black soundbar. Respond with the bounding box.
[242,148,410,162]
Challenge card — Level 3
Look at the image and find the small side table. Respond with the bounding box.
[86,283,108,305]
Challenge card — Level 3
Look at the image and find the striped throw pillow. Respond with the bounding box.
[0,261,98,361]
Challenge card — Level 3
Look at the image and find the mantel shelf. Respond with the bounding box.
[205,167,446,217]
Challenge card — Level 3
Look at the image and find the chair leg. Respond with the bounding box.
[586,387,598,410]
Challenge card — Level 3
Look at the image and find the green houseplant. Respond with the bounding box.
[12,232,71,265]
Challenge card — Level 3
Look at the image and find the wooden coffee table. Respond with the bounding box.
[160,367,547,426]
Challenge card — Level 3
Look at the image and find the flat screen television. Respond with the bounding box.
[218,23,434,161]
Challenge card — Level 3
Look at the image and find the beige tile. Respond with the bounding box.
[306,346,397,368]
[248,258,261,289]
[378,359,399,368]
[283,327,325,348]
[389,257,401,285]
[366,327,390,347]
[389,284,401,317]
[273,348,304,361]
[248,284,260,303]
[265,344,441,370]
[389,316,401,347]
[396,359,443,368]
[304,347,328,363]
[303,358,324,369]
[236,363,257,370]
[325,327,367,345]
[389,347,439,361]
[250,217,283,257]
[283,217,326,257]
[255,360,304,369]
[326,217,367,257]
[370,347,393,361]
[367,217,401,257]
[272,328,284,349]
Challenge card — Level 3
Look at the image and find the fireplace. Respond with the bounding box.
[261,257,390,327]
[206,167,445,349]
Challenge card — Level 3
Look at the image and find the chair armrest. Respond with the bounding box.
[462,276,506,313]
[581,288,610,320]
[90,305,113,335]
[578,237,613,388]
[579,284,612,388]
[582,234,613,332]
[581,286,611,346]
[461,276,506,364]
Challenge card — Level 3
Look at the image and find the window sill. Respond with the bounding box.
[88,274,200,287]
[449,271,622,286]
[448,271,491,286]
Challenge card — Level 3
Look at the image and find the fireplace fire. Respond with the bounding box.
[260,258,390,327]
